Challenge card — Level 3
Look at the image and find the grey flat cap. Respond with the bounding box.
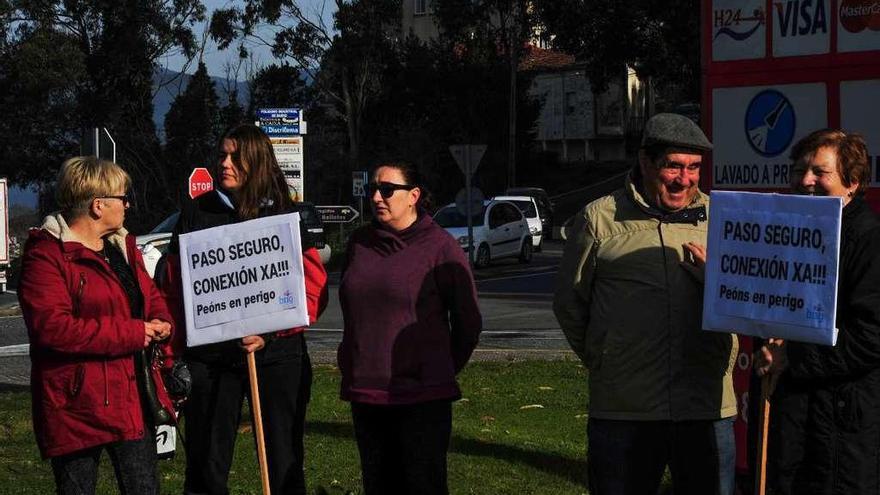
[641,112,713,152]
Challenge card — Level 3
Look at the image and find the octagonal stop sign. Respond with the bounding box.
[189,167,214,199]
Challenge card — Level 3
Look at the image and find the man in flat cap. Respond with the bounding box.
[554,113,737,495]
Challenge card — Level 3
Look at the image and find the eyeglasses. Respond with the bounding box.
[98,195,131,207]
[658,159,701,175]
[366,182,416,199]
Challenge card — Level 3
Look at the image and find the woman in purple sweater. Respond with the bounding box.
[338,161,482,495]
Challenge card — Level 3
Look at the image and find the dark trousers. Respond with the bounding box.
[587,417,736,495]
[183,334,312,495]
[50,430,158,495]
[351,400,453,495]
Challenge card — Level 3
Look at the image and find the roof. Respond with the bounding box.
[518,45,576,71]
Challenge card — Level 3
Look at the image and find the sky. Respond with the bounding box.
[9,1,338,208]
[160,0,337,78]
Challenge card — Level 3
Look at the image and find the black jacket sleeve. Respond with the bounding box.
[787,223,880,380]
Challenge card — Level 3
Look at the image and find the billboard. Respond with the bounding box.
[703,0,880,206]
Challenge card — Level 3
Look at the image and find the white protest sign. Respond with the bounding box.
[179,213,309,347]
[703,191,842,345]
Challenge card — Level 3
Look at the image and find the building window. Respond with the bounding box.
[414,0,427,15]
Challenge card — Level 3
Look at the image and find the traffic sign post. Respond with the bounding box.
[352,171,368,225]
[188,168,214,199]
[81,127,117,163]
[0,178,7,292]
[449,145,487,266]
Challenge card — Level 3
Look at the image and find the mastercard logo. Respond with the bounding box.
[840,0,880,32]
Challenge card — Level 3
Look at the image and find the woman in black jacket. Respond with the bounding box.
[756,129,880,495]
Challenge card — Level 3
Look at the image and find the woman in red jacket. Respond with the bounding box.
[19,156,174,494]
[162,124,328,495]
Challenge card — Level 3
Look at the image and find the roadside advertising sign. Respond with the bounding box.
[259,108,306,199]
[258,108,301,136]
[271,136,305,201]
[702,0,880,473]
[703,0,880,206]
[188,168,214,199]
[703,191,842,345]
[713,84,826,188]
[178,213,309,347]
[257,108,300,121]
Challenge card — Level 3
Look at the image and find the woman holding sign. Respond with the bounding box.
[338,161,482,495]
[756,129,880,495]
[160,124,328,495]
[18,156,174,494]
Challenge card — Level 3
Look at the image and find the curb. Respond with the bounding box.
[308,349,577,365]
[0,306,21,317]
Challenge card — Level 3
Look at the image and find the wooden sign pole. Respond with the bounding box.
[247,352,271,495]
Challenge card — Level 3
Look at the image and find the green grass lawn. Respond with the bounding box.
[0,360,589,494]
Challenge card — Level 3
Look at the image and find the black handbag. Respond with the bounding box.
[134,344,173,426]
[161,357,193,402]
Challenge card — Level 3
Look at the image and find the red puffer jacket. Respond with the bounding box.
[19,219,174,459]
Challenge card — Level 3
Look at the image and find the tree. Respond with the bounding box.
[0,27,84,186]
[164,61,222,201]
[248,63,311,116]
[210,0,402,170]
[0,1,206,229]
[220,88,247,131]
[532,0,701,101]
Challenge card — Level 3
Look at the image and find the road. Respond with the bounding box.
[307,240,565,353]
[0,241,570,387]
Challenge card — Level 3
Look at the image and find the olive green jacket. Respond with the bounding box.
[553,174,737,421]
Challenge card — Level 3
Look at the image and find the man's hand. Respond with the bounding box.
[680,242,707,283]
[240,335,266,354]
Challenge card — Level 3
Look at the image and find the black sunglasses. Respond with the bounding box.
[366,182,416,199]
[98,194,131,206]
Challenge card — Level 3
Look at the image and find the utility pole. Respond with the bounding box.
[506,1,522,190]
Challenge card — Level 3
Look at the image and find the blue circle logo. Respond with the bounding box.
[745,89,796,157]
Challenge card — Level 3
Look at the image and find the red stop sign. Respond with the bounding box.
[188,168,214,199]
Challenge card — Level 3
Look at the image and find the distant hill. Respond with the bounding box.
[152,67,250,139]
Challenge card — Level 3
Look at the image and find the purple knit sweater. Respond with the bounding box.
[338,211,482,405]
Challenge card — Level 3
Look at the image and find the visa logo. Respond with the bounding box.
[774,0,828,36]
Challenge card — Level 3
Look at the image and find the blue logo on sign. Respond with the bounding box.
[806,303,825,323]
[745,89,796,157]
[278,290,294,305]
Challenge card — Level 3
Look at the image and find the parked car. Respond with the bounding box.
[505,187,554,240]
[136,203,330,277]
[137,213,178,277]
[492,195,543,251]
[433,199,532,268]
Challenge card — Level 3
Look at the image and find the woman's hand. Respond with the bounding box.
[143,320,171,346]
[150,319,171,341]
[755,338,788,377]
[240,335,266,354]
